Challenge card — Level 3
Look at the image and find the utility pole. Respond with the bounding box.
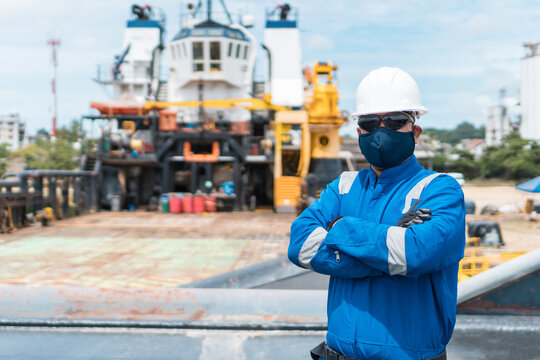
[47,38,60,138]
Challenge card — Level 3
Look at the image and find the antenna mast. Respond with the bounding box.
[47,38,60,138]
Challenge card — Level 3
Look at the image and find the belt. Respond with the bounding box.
[428,351,447,360]
[310,342,353,360]
[310,342,447,360]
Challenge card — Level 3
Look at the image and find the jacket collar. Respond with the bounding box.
[367,155,422,184]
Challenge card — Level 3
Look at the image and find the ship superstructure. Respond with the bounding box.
[93,4,165,110]
[167,0,256,123]
[84,1,346,213]
[263,6,303,108]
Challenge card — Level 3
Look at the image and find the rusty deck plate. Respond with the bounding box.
[0,211,293,288]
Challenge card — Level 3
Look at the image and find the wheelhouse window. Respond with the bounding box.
[170,45,176,60]
[193,42,203,60]
[176,44,182,59]
[210,41,220,60]
[243,45,248,59]
[210,41,221,71]
[235,44,241,58]
[182,42,187,57]
[227,42,233,57]
[193,41,204,72]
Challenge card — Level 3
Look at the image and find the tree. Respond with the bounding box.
[36,128,50,140]
[430,150,479,179]
[431,154,449,173]
[427,130,539,181]
[22,138,78,170]
[453,122,485,142]
[10,143,49,170]
[56,119,85,143]
[46,139,78,170]
[0,143,9,158]
[478,132,540,180]
[10,119,85,170]
[424,121,485,145]
[0,143,9,177]
[449,149,479,179]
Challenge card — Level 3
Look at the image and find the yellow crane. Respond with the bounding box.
[273,61,345,212]
[145,97,287,112]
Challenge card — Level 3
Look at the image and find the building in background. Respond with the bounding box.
[520,43,540,141]
[456,138,486,159]
[0,113,25,150]
[485,86,521,147]
[486,103,512,147]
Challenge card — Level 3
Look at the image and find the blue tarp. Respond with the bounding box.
[515,176,540,193]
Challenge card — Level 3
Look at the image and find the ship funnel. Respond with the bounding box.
[263,6,303,108]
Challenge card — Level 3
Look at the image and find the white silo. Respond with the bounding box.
[486,104,511,147]
[520,43,540,141]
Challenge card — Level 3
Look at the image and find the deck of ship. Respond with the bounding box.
[0,210,294,288]
[1,204,539,359]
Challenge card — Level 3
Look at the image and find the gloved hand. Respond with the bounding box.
[326,216,343,231]
[397,208,431,227]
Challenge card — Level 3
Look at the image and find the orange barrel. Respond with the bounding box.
[159,110,178,131]
[205,195,217,212]
[193,194,205,213]
[169,194,182,213]
[182,194,193,213]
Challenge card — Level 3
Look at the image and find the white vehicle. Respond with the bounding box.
[447,172,465,186]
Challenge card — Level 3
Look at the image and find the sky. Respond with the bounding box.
[0,0,538,135]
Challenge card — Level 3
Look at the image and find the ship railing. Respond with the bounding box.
[95,63,151,83]
[179,10,241,29]
[0,169,99,229]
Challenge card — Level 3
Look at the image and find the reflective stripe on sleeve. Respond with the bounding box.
[338,171,358,195]
[298,227,328,270]
[387,226,407,275]
[401,173,443,214]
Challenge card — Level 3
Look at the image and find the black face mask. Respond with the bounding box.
[358,127,415,169]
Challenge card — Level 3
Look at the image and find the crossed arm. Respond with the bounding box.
[288,176,466,279]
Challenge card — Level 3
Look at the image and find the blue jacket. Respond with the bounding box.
[289,156,465,359]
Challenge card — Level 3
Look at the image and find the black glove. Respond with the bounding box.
[327,216,343,231]
[397,208,431,227]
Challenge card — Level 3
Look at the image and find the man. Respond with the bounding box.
[288,67,465,360]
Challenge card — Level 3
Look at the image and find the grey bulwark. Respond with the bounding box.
[182,255,329,290]
[457,247,540,315]
[0,251,538,359]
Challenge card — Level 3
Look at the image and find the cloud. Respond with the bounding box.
[305,33,334,51]
[71,36,99,50]
[2,0,539,133]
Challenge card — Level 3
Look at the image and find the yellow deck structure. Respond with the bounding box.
[458,236,527,282]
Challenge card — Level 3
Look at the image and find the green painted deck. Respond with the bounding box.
[0,211,294,288]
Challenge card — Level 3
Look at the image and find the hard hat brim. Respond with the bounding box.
[350,106,428,121]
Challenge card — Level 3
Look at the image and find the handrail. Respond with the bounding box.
[0,169,99,229]
[457,248,540,304]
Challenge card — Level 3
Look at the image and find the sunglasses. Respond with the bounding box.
[357,112,415,132]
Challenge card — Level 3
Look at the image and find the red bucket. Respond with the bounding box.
[193,195,205,213]
[169,195,182,213]
[182,194,193,213]
[205,196,217,212]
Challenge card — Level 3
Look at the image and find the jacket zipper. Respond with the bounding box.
[334,250,340,262]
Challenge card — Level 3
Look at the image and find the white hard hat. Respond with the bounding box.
[351,67,427,120]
